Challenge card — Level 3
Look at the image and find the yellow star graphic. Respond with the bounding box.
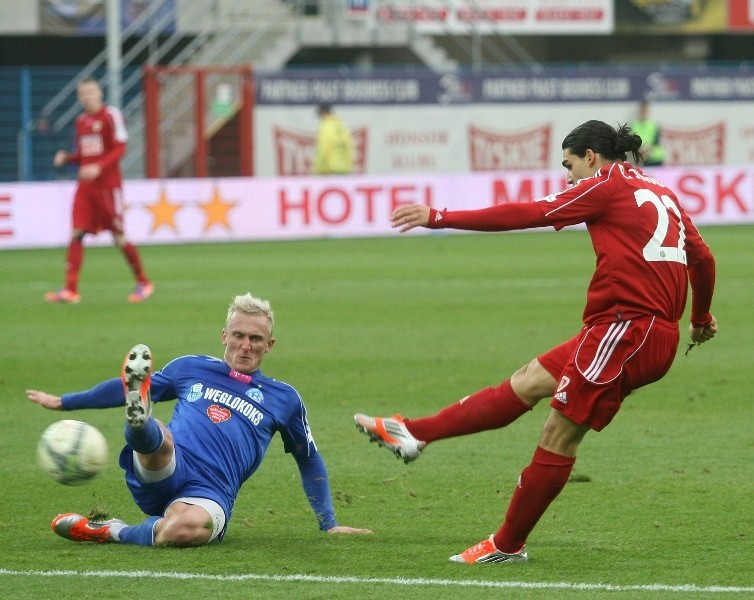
[144,188,182,233]
[200,186,236,231]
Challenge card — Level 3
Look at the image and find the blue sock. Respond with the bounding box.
[117,516,162,546]
[124,417,163,454]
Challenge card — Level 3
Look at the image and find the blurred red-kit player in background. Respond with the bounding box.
[46,77,153,304]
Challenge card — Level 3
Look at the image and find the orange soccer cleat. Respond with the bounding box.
[449,535,528,564]
[44,289,81,304]
[51,513,126,543]
[128,282,154,303]
[354,413,426,463]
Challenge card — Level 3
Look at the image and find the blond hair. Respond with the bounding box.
[226,293,274,332]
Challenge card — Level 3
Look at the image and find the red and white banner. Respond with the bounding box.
[2,165,752,249]
[372,0,613,33]
[256,101,754,177]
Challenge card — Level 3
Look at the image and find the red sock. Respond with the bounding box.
[121,243,147,283]
[405,380,531,443]
[493,446,575,553]
[65,238,83,293]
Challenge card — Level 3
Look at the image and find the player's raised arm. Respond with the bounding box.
[391,204,431,232]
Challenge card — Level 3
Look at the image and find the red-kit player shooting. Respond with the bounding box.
[46,77,153,304]
[355,120,717,564]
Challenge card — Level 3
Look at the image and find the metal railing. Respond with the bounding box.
[23,0,541,181]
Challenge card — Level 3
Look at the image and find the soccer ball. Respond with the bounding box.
[37,420,109,486]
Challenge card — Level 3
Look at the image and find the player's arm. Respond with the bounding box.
[683,214,717,344]
[282,398,372,534]
[391,202,550,233]
[27,378,124,411]
[53,150,70,167]
[26,390,62,410]
[291,450,337,530]
[687,252,716,344]
[79,142,125,181]
[27,369,175,411]
[291,450,372,534]
[97,141,126,171]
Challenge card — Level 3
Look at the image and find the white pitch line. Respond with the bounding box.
[0,569,752,594]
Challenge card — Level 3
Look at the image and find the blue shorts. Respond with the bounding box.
[119,443,232,538]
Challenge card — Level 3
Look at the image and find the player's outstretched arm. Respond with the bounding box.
[391,204,431,232]
[326,525,373,534]
[26,389,63,410]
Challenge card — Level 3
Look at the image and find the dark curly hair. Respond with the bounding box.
[562,120,643,164]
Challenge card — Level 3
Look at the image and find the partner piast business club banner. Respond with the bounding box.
[253,65,754,177]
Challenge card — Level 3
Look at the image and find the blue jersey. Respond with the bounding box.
[61,354,337,531]
[153,354,316,498]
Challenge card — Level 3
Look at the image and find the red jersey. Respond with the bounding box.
[429,162,715,327]
[68,105,127,189]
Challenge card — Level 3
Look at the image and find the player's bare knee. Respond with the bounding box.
[156,512,212,547]
[539,409,589,457]
[510,359,556,404]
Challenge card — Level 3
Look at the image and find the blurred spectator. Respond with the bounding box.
[313,104,354,175]
[632,100,665,166]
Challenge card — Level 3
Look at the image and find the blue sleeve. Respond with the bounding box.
[60,362,178,411]
[61,378,124,410]
[293,451,337,531]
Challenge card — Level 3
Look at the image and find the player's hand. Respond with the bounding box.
[326,525,373,534]
[79,163,102,181]
[53,150,69,167]
[26,390,63,410]
[689,315,717,345]
[391,204,431,232]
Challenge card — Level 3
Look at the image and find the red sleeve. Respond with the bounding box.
[688,252,715,327]
[682,210,715,327]
[427,203,550,232]
[97,141,126,171]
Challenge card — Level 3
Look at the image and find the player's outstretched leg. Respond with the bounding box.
[354,413,426,463]
[449,535,528,564]
[51,513,127,543]
[122,344,153,428]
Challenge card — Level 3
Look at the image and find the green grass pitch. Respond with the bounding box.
[0,226,751,599]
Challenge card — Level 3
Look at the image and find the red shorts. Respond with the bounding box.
[72,184,124,234]
[538,316,679,431]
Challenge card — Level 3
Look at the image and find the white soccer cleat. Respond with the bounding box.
[354,413,426,463]
[449,535,529,564]
[121,344,153,428]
